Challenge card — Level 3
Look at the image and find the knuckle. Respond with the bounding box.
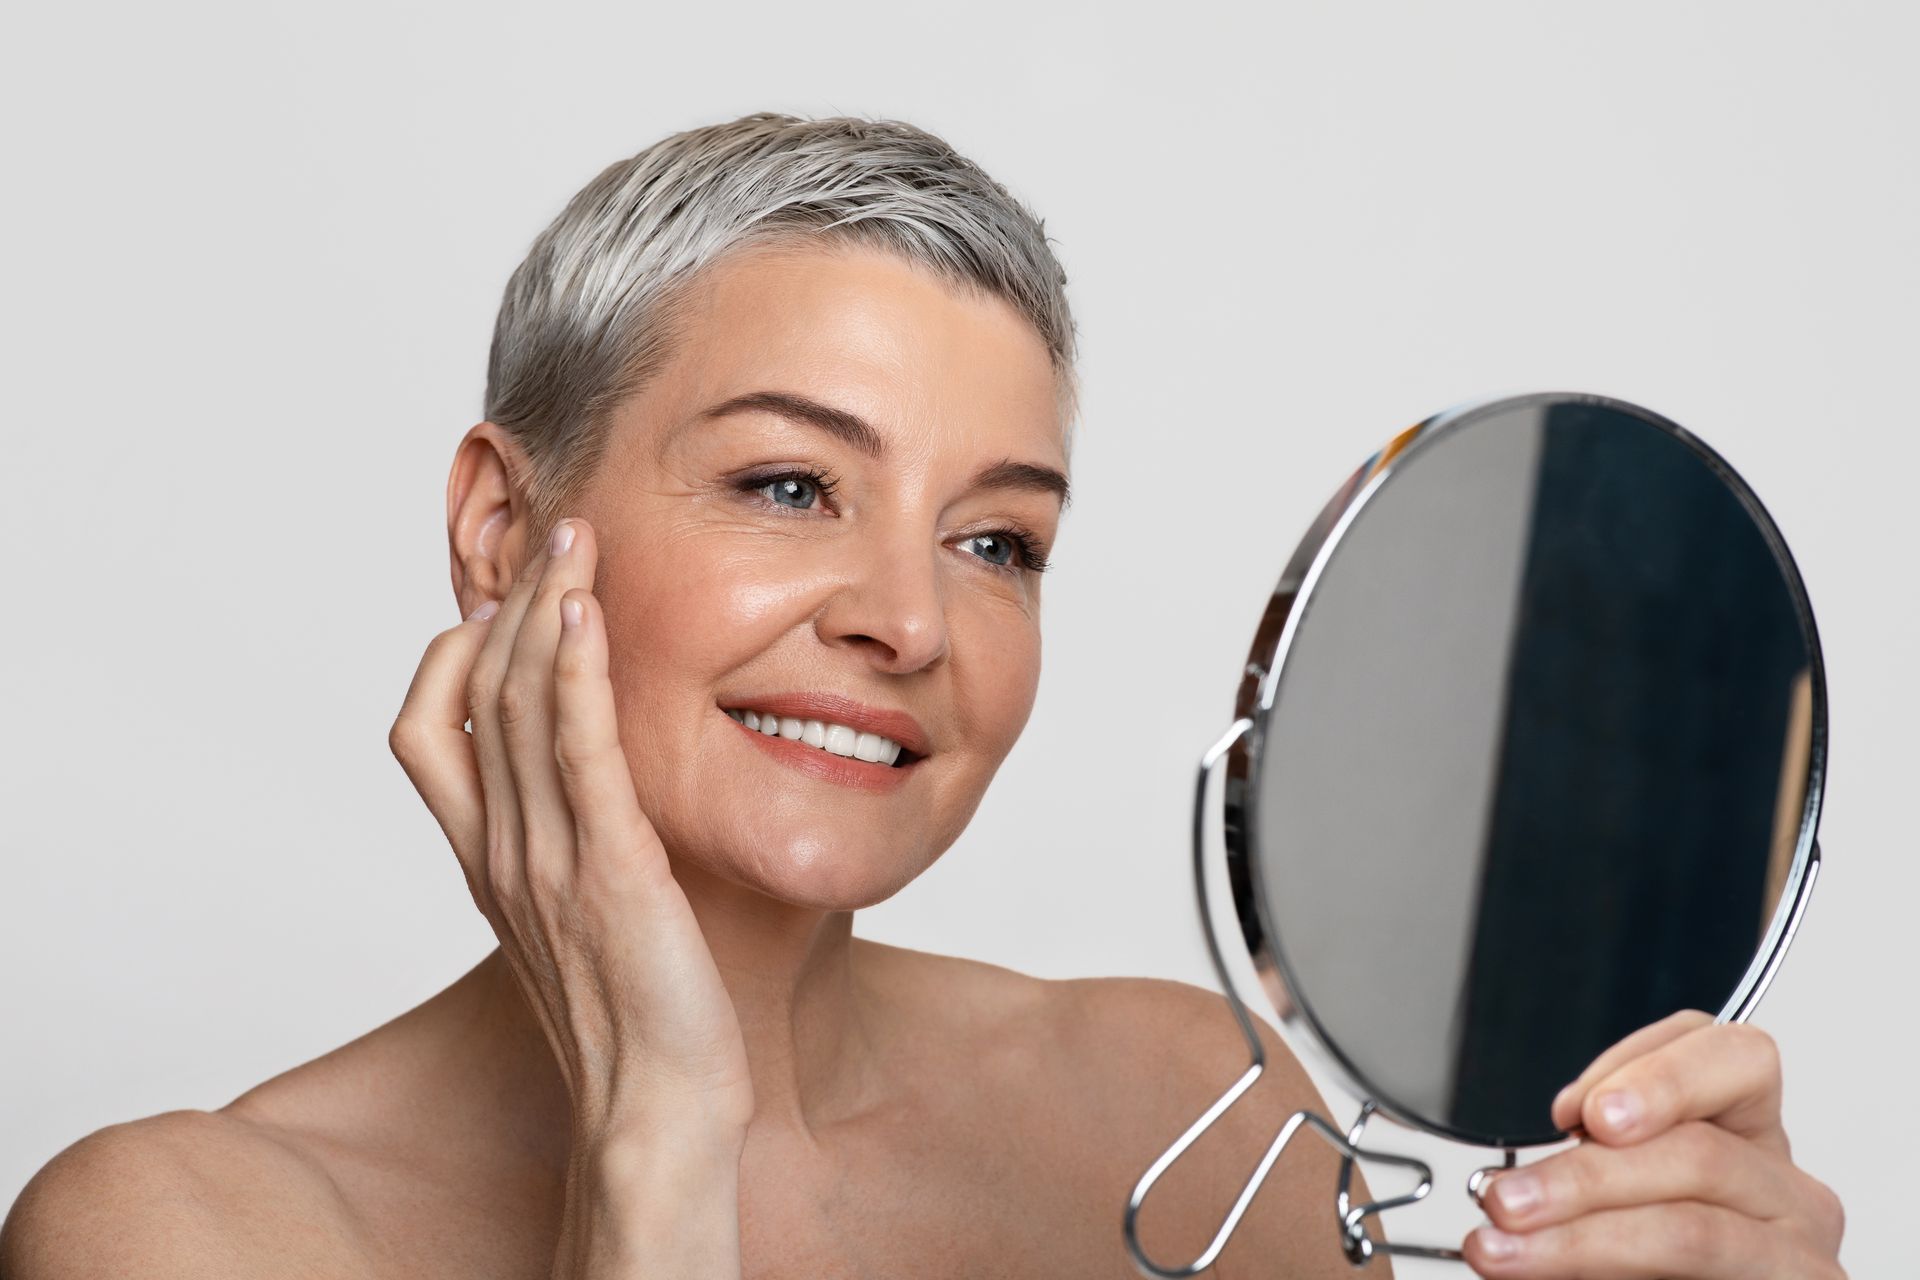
[553,731,603,782]
[485,838,520,898]
[466,670,499,721]
[386,716,419,762]
[523,851,569,903]
[463,871,497,920]
[1725,1020,1782,1078]
[1809,1175,1846,1243]
[496,677,542,734]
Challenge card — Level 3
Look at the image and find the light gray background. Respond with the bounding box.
[2,3,1911,1273]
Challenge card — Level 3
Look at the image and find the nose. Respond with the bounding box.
[814,533,950,675]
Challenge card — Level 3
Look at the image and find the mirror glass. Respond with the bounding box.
[1244,394,1823,1147]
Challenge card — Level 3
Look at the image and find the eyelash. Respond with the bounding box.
[736,467,1052,575]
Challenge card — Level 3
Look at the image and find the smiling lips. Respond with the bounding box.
[718,693,929,793]
[727,707,907,765]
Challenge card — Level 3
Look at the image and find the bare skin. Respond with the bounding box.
[0,949,1360,1278]
[2,241,1844,1279]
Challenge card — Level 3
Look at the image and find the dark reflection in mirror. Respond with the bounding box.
[1251,399,1816,1146]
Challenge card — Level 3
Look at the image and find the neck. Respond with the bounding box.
[670,856,881,1135]
[473,853,882,1153]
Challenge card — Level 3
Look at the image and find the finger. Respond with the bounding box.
[1464,1201,1808,1279]
[1579,1021,1788,1156]
[499,518,601,894]
[552,588,667,895]
[1480,1120,1803,1233]
[1551,1008,1713,1132]
[466,522,565,904]
[388,601,502,911]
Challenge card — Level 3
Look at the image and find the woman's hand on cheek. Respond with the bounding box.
[389,516,753,1142]
[1463,1009,1847,1279]
[391,517,754,1274]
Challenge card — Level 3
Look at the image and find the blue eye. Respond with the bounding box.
[963,529,1051,574]
[762,475,822,509]
[963,533,1016,567]
[739,467,842,510]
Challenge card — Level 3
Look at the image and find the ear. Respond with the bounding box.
[446,423,532,618]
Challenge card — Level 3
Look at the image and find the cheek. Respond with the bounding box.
[592,538,822,829]
[953,607,1043,756]
[587,527,1044,906]
[600,541,797,694]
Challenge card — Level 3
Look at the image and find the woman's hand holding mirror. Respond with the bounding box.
[1464,1009,1846,1277]
[1146,393,1849,1272]
[388,517,749,1277]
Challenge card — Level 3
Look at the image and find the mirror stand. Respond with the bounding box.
[1122,720,1509,1274]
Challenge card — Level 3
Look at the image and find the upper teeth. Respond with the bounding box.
[728,709,906,765]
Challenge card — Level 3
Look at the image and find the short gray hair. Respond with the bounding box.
[484,111,1080,544]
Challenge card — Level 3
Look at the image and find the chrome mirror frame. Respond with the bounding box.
[1228,388,1828,1147]
[1125,390,1828,1273]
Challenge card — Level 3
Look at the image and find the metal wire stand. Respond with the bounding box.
[1122,719,1513,1274]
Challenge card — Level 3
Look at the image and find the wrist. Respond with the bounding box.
[555,1109,745,1278]
[574,1093,749,1156]
[573,1108,746,1194]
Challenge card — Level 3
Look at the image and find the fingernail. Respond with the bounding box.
[1489,1171,1541,1219]
[550,521,575,557]
[467,599,499,622]
[560,597,584,629]
[1597,1089,1642,1135]
[1477,1228,1523,1261]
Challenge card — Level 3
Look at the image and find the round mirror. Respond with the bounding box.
[1223,391,1826,1148]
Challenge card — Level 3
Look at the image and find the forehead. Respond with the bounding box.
[654,240,1067,466]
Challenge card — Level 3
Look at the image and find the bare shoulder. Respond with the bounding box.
[853,936,1057,1039]
[1047,974,1319,1102]
[855,952,1374,1276]
[853,949,1322,1123]
[0,1107,366,1279]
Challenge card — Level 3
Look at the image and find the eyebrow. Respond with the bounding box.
[698,390,1072,508]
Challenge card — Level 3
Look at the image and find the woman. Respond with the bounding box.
[1,113,1845,1278]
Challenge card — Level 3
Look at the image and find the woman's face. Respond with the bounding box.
[561,241,1067,909]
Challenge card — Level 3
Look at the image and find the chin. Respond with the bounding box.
[659,816,949,912]
[736,834,942,911]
